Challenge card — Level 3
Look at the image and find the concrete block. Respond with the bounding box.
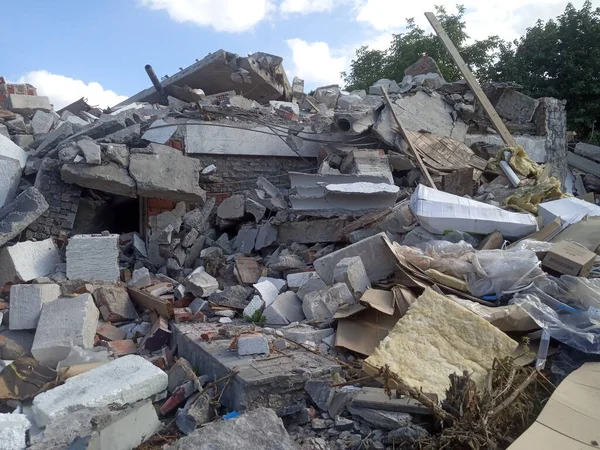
[297,276,327,300]
[302,283,354,323]
[141,119,177,144]
[574,142,600,163]
[277,219,347,244]
[32,355,168,427]
[257,276,286,293]
[185,267,219,298]
[255,222,278,250]
[176,392,212,435]
[31,110,56,135]
[0,124,8,139]
[313,232,395,284]
[495,89,539,123]
[189,298,208,314]
[280,324,334,344]
[128,267,152,289]
[66,234,120,281]
[11,134,34,149]
[0,238,61,288]
[243,295,265,318]
[333,256,371,299]
[33,122,74,157]
[253,280,280,307]
[217,194,245,220]
[31,293,99,367]
[0,187,48,247]
[103,143,130,168]
[103,123,141,144]
[61,162,137,197]
[0,413,31,450]
[129,152,206,202]
[245,198,266,223]
[264,291,304,325]
[0,134,29,169]
[0,156,21,208]
[237,334,270,356]
[287,271,319,291]
[9,283,61,330]
[3,94,51,113]
[77,139,101,164]
[234,226,258,254]
[305,379,333,411]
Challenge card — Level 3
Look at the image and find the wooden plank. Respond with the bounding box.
[380,87,437,189]
[425,12,517,148]
[128,287,174,319]
[567,152,600,177]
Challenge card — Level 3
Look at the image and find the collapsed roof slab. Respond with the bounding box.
[118,50,286,107]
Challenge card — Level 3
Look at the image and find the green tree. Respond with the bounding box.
[342,5,502,91]
[491,1,600,135]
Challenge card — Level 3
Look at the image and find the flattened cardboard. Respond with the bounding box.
[552,215,600,253]
[509,362,600,449]
[542,240,596,277]
[335,289,401,356]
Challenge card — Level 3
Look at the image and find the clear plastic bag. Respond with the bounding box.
[510,277,600,354]
[467,250,545,297]
[509,239,555,253]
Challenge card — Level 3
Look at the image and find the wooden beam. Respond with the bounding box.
[128,287,174,319]
[380,87,437,189]
[424,12,517,148]
[567,152,600,177]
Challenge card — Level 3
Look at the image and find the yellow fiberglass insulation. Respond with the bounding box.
[364,288,518,400]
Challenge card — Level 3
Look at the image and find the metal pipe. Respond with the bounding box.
[144,64,167,103]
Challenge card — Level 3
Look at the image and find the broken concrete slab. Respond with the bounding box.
[9,283,61,330]
[287,272,319,291]
[95,283,139,322]
[31,110,56,135]
[61,162,137,197]
[67,234,120,281]
[128,267,152,289]
[172,321,339,411]
[33,122,74,157]
[0,156,21,209]
[176,392,212,435]
[0,187,49,247]
[3,94,51,114]
[302,283,355,323]
[245,198,266,223]
[184,267,219,298]
[297,276,327,300]
[253,280,280,307]
[574,142,600,163]
[277,219,347,244]
[169,407,299,450]
[494,89,539,123]
[77,139,102,164]
[333,256,371,300]
[464,134,547,163]
[243,295,265,318]
[255,222,278,250]
[280,324,334,344]
[129,152,206,202]
[32,355,168,427]
[313,232,396,285]
[264,291,304,325]
[209,285,252,309]
[31,293,99,367]
[234,226,258,254]
[0,238,61,288]
[374,91,467,145]
[217,194,245,220]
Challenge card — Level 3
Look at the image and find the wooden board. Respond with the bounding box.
[127,287,174,319]
[352,387,433,415]
[406,131,487,180]
[425,12,517,148]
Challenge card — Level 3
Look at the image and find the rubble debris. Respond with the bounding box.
[333,256,371,300]
[0,187,48,247]
[303,283,354,323]
[0,413,31,450]
[31,293,99,367]
[264,291,304,325]
[95,284,139,322]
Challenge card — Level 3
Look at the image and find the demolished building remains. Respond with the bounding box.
[1,18,600,450]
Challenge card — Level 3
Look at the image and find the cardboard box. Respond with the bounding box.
[542,240,597,277]
[508,362,600,450]
[410,184,538,239]
[334,288,416,356]
[538,196,600,227]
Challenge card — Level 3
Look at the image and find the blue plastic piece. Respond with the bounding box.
[223,411,241,420]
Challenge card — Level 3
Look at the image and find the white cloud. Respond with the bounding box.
[17,71,127,110]
[138,0,274,32]
[286,38,348,87]
[355,0,600,42]
[280,0,336,14]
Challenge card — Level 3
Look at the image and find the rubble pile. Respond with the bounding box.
[0,50,599,450]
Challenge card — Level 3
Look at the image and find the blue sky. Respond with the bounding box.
[2,0,596,109]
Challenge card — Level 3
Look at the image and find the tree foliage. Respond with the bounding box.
[342,6,502,91]
[342,2,600,136]
[490,1,600,134]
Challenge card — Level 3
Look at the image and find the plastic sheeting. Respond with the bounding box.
[511,276,600,354]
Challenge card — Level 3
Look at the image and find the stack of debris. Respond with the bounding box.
[0,42,599,450]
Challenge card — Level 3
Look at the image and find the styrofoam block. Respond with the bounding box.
[0,239,61,288]
[9,283,61,330]
[66,234,120,281]
[0,413,31,450]
[31,294,99,367]
[32,355,168,427]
